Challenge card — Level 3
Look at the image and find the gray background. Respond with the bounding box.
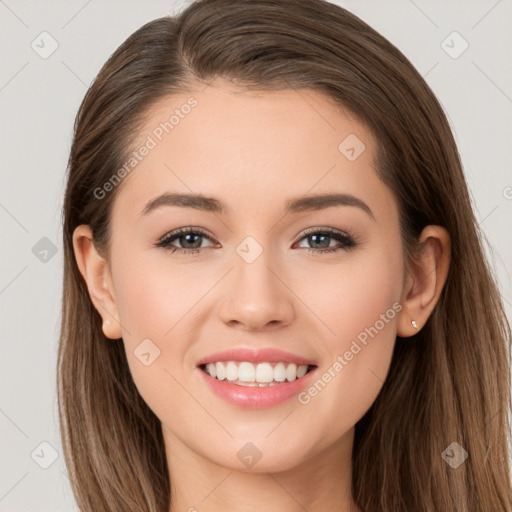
[1,1,511,510]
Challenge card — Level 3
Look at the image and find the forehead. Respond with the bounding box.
[110,80,394,226]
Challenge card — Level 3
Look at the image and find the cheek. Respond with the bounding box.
[109,251,182,377]
[295,245,403,434]
[296,243,403,347]
[112,246,207,340]
[110,250,216,399]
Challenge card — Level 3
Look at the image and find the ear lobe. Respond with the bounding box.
[72,225,123,339]
[397,225,451,337]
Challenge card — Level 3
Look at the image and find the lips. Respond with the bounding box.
[196,347,317,367]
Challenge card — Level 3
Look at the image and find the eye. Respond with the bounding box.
[156,227,217,255]
[294,227,357,255]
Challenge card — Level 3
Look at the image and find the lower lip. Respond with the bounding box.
[196,366,318,409]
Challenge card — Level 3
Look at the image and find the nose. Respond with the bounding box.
[217,248,295,331]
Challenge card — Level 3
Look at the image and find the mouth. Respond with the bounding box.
[198,361,317,387]
[195,347,319,408]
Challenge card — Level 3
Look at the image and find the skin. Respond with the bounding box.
[73,78,450,512]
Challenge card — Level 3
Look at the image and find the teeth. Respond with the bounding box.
[256,362,274,382]
[215,362,225,380]
[203,361,310,384]
[297,364,307,378]
[286,363,297,381]
[226,361,238,381]
[274,362,286,382]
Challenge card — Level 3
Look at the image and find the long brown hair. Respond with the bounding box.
[57,1,512,510]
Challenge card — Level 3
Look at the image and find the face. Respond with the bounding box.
[103,79,405,472]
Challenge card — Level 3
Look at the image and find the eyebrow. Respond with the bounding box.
[140,192,375,220]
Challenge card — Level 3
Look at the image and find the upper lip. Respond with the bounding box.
[196,347,317,367]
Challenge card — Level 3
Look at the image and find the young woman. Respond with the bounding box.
[57,0,512,510]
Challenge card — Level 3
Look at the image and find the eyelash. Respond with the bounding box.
[155,226,358,256]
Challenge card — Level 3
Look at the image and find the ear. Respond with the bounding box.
[397,225,451,337]
[72,225,123,339]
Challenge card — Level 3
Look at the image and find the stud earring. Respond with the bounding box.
[411,320,418,329]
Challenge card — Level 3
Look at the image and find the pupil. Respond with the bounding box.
[310,234,329,249]
[183,234,201,248]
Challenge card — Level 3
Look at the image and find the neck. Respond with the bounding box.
[164,425,360,512]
